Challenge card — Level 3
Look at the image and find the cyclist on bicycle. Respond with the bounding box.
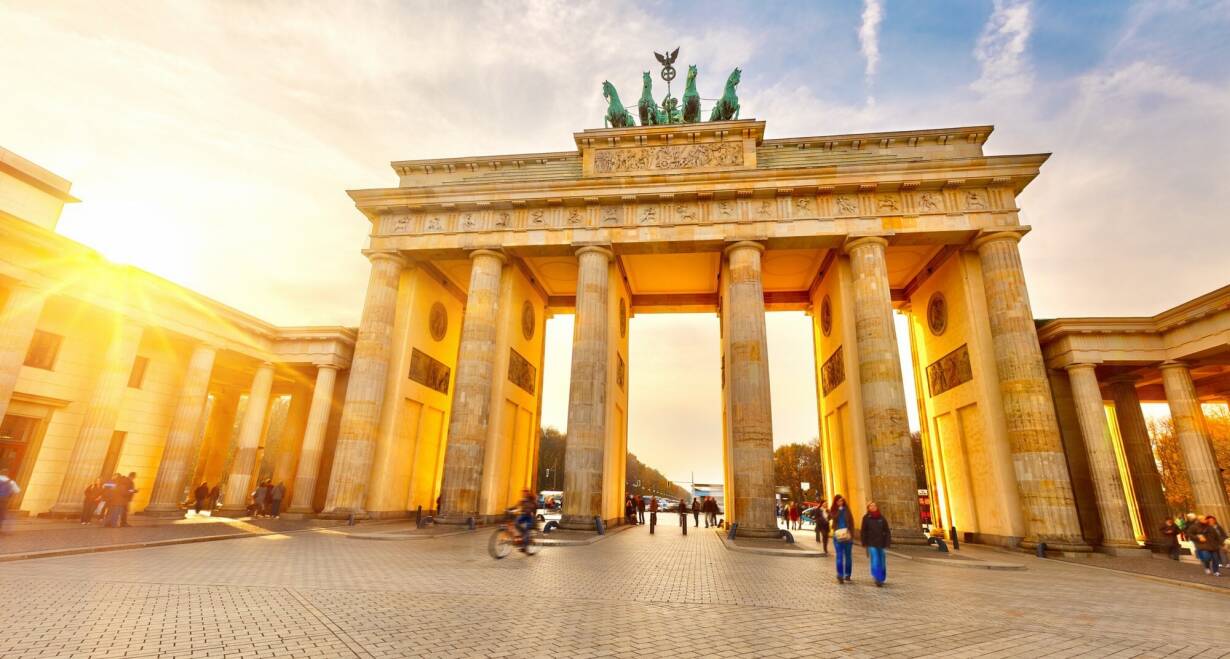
[515,488,536,551]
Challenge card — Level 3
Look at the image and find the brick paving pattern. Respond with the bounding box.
[0,524,1227,658]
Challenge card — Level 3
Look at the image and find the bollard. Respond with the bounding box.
[1035,542,1047,558]
[347,513,356,526]
[949,525,960,551]
[416,506,422,525]
[928,536,949,553]
[727,522,739,540]
[466,516,475,530]
[780,529,794,544]
[417,515,434,528]
[543,520,559,534]
[594,516,605,535]
[649,512,656,535]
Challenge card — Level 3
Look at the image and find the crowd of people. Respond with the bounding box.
[77,472,140,527]
[1161,513,1227,576]
[244,480,287,518]
[623,494,722,529]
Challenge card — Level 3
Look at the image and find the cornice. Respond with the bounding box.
[1036,283,1230,342]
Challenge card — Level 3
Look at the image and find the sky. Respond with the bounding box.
[3,1,1229,485]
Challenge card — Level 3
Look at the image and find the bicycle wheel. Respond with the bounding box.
[524,531,541,555]
[488,529,513,559]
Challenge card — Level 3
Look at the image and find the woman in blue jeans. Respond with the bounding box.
[830,495,855,584]
[860,501,892,587]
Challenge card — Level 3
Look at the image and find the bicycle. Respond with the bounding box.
[488,509,542,559]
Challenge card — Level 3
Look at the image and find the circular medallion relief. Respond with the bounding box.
[428,302,448,341]
[521,300,535,340]
[819,295,833,337]
[927,292,948,336]
[619,299,627,338]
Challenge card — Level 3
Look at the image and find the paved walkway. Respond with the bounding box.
[1,521,1228,658]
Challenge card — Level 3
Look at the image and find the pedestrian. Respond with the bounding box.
[118,471,137,527]
[252,481,268,517]
[649,496,659,535]
[678,498,688,536]
[208,483,221,512]
[861,501,892,587]
[692,497,701,528]
[789,501,801,531]
[103,473,125,527]
[636,495,646,524]
[270,482,285,518]
[702,497,712,528]
[0,468,20,533]
[82,479,104,524]
[1160,517,1182,561]
[814,504,831,555]
[193,482,209,515]
[830,494,855,584]
[1186,515,1225,576]
[624,495,636,525]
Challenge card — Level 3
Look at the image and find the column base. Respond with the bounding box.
[44,502,84,518]
[559,514,604,531]
[139,505,187,519]
[889,526,930,546]
[731,524,785,539]
[1098,542,1152,558]
[316,508,369,521]
[1020,537,1093,554]
[279,507,316,520]
[215,506,252,518]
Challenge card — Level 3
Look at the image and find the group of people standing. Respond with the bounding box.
[190,482,222,515]
[625,495,722,529]
[79,472,139,527]
[247,480,286,518]
[816,494,892,587]
[1161,513,1228,576]
[777,500,806,530]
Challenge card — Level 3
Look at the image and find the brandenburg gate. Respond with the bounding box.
[333,113,1094,550]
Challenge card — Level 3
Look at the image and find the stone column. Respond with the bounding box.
[1065,364,1144,553]
[438,249,506,522]
[285,364,339,516]
[1160,361,1230,523]
[721,241,778,538]
[974,231,1089,552]
[48,322,145,515]
[320,250,404,518]
[218,362,275,516]
[560,246,612,529]
[1046,369,1103,545]
[845,236,924,544]
[0,283,47,421]
[144,343,218,515]
[1106,377,1170,550]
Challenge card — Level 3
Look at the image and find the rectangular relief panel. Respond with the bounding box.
[926,344,973,397]
[821,345,845,396]
[409,348,451,395]
[507,348,536,394]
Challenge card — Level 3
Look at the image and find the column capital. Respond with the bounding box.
[971,228,1029,251]
[1104,373,1142,386]
[363,249,406,266]
[1159,360,1190,372]
[312,361,342,371]
[723,240,765,256]
[1063,362,1100,373]
[468,248,507,264]
[842,235,889,254]
[574,244,614,261]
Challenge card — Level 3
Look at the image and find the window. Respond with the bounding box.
[23,331,62,370]
[128,356,149,389]
[100,431,126,479]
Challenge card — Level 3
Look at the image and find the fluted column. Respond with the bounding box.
[1047,369,1103,545]
[1065,364,1142,553]
[845,236,924,544]
[49,322,145,515]
[974,231,1089,552]
[0,283,47,422]
[1107,377,1169,550]
[285,364,339,515]
[438,249,506,522]
[218,362,275,516]
[144,343,218,515]
[320,250,405,517]
[1161,361,1230,523]
[721,241,778,538]
[561,246,613,529]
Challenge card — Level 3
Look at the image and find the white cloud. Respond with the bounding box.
[971,0,1034,96]
[858,0,884,96]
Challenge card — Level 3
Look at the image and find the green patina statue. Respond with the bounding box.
[682,65,701,123]
[638,71,667,126]
[603,80,636,128]
[660,94,683,124]
[709,67,741,122]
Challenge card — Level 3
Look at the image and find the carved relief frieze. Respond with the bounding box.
[916,191,943,213]
[752,199,777,221]
[673,202,700,224]
[592,141,743,174]
[565,207,585,226]
[963,189,988,211]
[821,345,845,396]
[834,194,859,216]
[792,196,816,219]
[508,348,536,394]
[409,348,451,395]
[600,205,621,225]
[926,344,973,397]
[637,204,658,225]
[875,194,901,214]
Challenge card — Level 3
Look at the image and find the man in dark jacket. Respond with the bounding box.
[1187,515,1226,576]
[117,472,137,527]
[691,497,701,528]
[1160,518,1182,561]
[860,501,892,587]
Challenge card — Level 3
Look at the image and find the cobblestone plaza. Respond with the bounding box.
[1,526,1227,658]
